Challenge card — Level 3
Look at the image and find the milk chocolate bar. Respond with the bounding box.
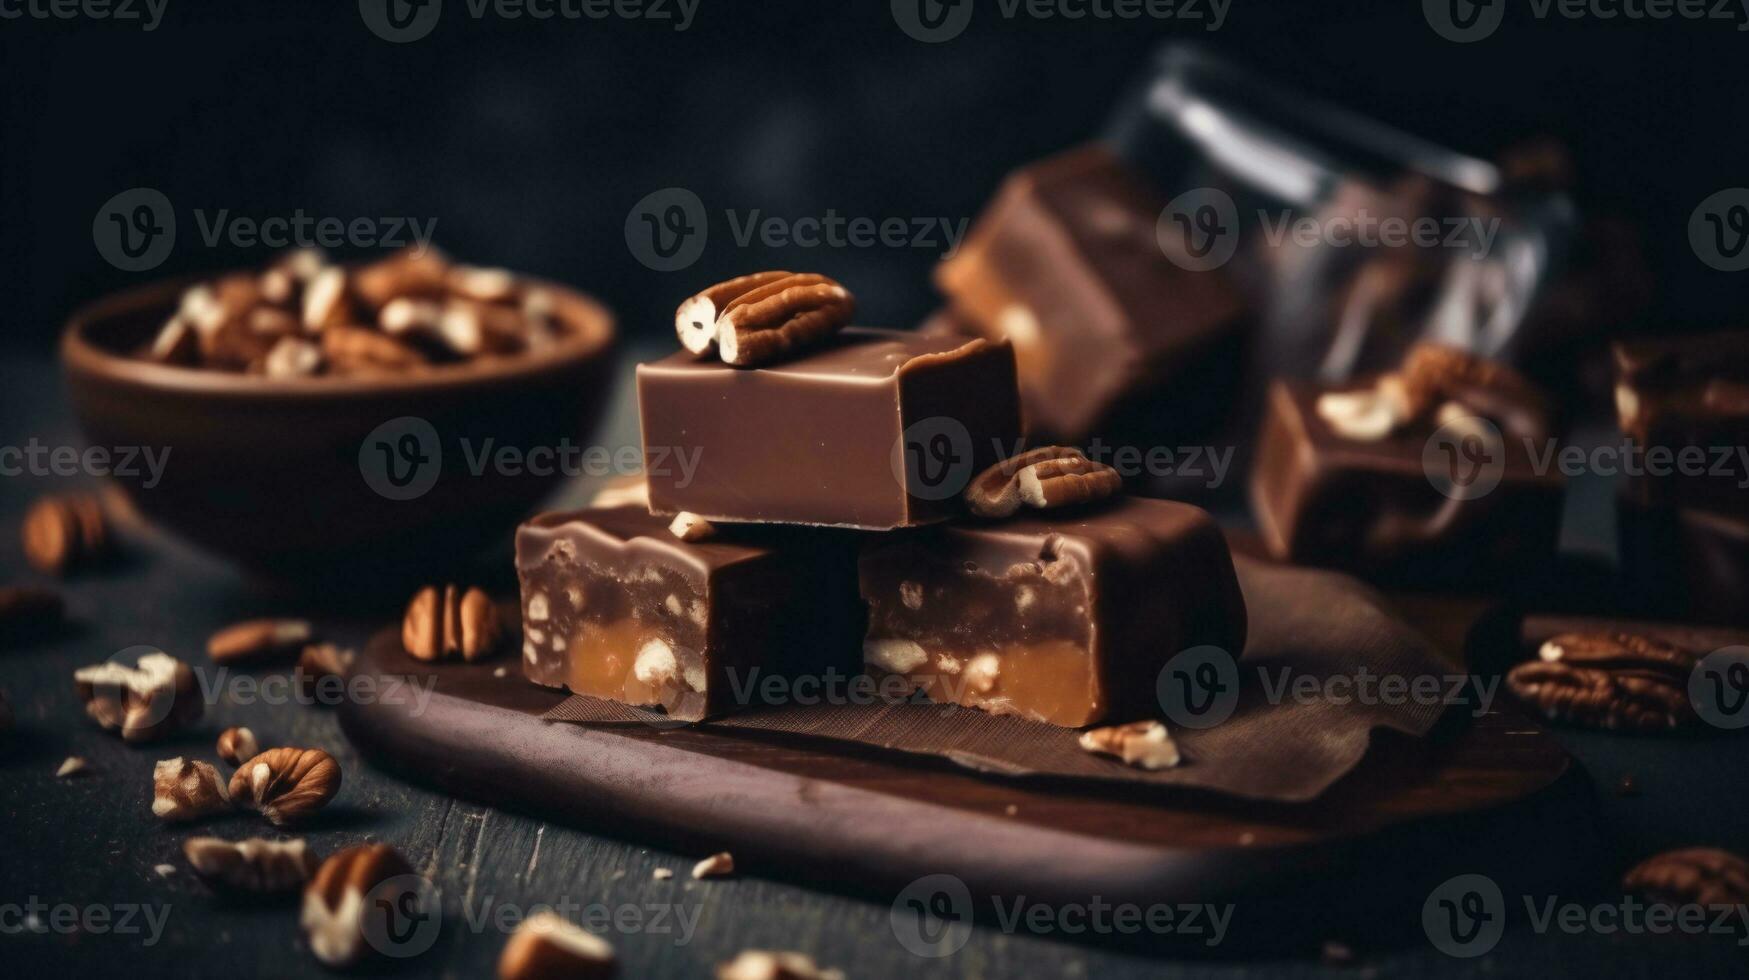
[638,328,1023,529]
[1250,375,1563,587]
[935,144,1246,443]
[1614,331,1749,514]
[858,497,1247,727]
[515,506,860,721]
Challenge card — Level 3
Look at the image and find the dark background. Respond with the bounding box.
[1,0,1744,355]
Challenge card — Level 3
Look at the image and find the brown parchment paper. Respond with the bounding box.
[543,556,1454,802]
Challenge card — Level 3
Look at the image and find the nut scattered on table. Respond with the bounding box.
[0,585,64,634]
[55,756,88,778]
[229,747,341,826]
[1507,632,1699,732]
[1078,720,1182,770]
[403,584,501,662]
[302,843,425,968]
[217,726,262,767]
[965,446,1122,519]
[296,643,355,700]
[716,950,845,980]
[73,651,203,742]
[152,757,233,823]
[691,851,735,879]
[21,493,110,575]
[184,836,319,895]
[1622,847,1749,907]
[497,911,616,980]
[207,618,314,664]
[668,511,715,542]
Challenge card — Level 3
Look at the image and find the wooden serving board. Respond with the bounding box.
[339,628,1595,949]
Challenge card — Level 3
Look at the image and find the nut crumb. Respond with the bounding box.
[899,581,924,610]
[154,864,177,878]
[494,666,509,679]
[863,638,928,674]
[964,652,1001,695]
[669,512,715,541]
[1078,720,1181,770]
[652,868,674,880]
[691,851,734,879]
[56,756,90,778]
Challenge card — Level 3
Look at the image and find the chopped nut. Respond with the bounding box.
[717,950,845,980]
[652,868,673,880]
[633,639,679,687]
[152,757,233,822]
[302,844,426,968]
[185,836,319,894]
[863,638,928,675]
[1316,383,1411,441]
[22,493,110,575]
[147,316,199,364]
[964,652,1001,695]
[320,324,427,374]
[1078,720,1182,770]
[449,265,519,303]
[217,726,262,767]
[154,864,177,878]
[301,266,351,331]
[55,756,89,778]
[207,618,313,664]
[966,447,1119,518]
[0,585,63,634]
[1623,848,1749,907]
[296,643,354,701]
[229,747,341,826]
[402,585,501,662]
[74,652,203,742]
[714,273,855,367]
[526,592,550,622]
[497,911,616,980]
[263,336,324,377]
[691,851,734,879]
[668,511,715,541]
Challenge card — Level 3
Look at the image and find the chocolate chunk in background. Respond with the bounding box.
[637,328,1022,530]
[516,506,862,722]
[1250,378,1563,588]
[1613,330,1749,515]
[545,555,1449,803]
[859,496,1246,728]
[935,144,1247,445]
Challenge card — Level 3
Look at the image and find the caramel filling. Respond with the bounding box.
[869,640,1101,728]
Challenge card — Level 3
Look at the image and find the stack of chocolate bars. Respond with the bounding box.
[515,271,1248,727]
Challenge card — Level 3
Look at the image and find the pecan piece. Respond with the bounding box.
[675,270,794,355]
[152,757,233,822]
[207,618,314,664]
[714,272,854,367]
[1538,632,1698,677]
[1078,720,1182,770]
[296,643,355,701]
[691,851,735,879]
[964,447,1121,518]
[229,747,342,826]
[185,836,319,895]
[22,492,110,575]
[217,726,263,767]
[1505,661,1693,732]
[1623,848,1749,907]
[320,324,428,375]
[74,652,203,742]
[498,911,616,980]
[302,843,426,968]
[668,511,715,542]
[403,585,501,662]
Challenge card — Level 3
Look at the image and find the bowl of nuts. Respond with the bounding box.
[61,248,616,579]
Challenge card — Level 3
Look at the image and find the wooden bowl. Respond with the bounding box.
[61,273,617,581]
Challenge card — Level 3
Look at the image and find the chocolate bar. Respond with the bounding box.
[637,328,1023,529]
[1614,330,1749,514]
[1250,351,1564,586]
[858,496,1247,727]
[515,506,861,721]
[935,144,1246,443]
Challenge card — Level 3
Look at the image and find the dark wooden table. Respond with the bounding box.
[3,356,1745,978]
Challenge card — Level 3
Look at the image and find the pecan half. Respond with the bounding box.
[1077,720,1182,770]
[1538,632,1699,676]
[714,272,854,367]
[498,911,617,980]
[1505,661,1693,732]
[1623,848,1749,907]
[229,747,342,826]
[403,584,502,662]
[22,493,110,575]
[185,836,319,895]
[152,757,233,822]
[302,844,425,968]
[964,447,1121,518]
[674,270,794,355]
[207,618,314,664]
[74,652,203,742]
